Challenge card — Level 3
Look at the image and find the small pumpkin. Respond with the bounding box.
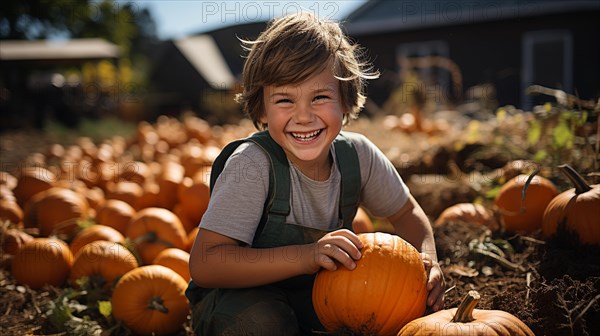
[185,226,199,252]
[494,174,558,233]
[152,248,191,281]
[397,290,534,336]
[111,265,189,336]
[13,167,56,206]
[105,181,144,210]
[70,224,125,256]
[434,203,499,230]
[155,161,185,210]
[542,164,600,245]
[69,240,138,287]
[176,174,210,226]
[0,199,24,225]
[352,207,375,233]
[313,232,428,335]
[126,207,188,265]
[96,199,136,234]
[0,171,18,190]
[11,237,73,289]
[23,187,90,237]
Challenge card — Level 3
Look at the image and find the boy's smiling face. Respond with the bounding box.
[261,70,345,178]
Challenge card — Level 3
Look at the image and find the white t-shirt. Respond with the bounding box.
[199,132,409,245]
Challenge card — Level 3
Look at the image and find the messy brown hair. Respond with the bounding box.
[235,11,379,130]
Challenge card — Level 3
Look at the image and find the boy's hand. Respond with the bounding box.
[421,252,446,312]
[304,229,363,274]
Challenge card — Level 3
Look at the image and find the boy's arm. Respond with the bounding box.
[189,227,362,288]
[387,194,446,311]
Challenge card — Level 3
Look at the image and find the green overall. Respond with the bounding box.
[186,130,361,335]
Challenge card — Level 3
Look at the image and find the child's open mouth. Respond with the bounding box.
[290,129,323,142]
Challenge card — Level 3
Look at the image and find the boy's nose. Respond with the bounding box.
[293,105,315,124]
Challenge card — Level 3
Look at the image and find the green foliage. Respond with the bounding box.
[45,288,103,336]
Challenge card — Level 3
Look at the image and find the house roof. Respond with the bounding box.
[0,38,120,61]
[174,34,236,89]
[344,0,600,35]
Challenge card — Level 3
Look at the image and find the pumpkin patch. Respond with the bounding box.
[1,113,598,335]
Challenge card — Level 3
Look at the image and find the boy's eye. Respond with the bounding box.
[313,95,330,102]
[275,98,292,104]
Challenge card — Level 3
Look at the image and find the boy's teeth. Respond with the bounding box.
[291,129,321,140]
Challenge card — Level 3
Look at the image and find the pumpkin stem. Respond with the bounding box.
[451,290,480,323]
[558,164,592,195]
[148,296,169,314]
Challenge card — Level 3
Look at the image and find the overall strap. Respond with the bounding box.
[245,131,290,223]
[209,131,290,237]
[333,132,361,229]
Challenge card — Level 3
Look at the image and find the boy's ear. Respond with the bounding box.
[259,113,268,125]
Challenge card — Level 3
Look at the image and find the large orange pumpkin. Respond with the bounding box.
[152,248,191,281]
[111,265,189,335]
[69,240,138,288]
[397,290,534,336]
[11,237,73,289]
[23,187,90,236]
[542,164,600,245]
[126,207,188,265]
[494,174,558,233]
[70,224,125,256]
[313,232,428,335]
[95,199,136,234]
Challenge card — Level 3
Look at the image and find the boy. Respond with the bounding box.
[187,11,445,335]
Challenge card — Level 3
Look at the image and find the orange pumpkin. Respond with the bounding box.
[398,290,534,336]
[352,207,375,233]
[494,174,558,233]
[96,199,136,235]
[13,167,56,206]
[70,224,125,256]
[542,164,600,245]
[23,187,90,237]
[176,175,210,226]
[0,199,24,225]
[152,248,191,281]
[1,228,33,255]
[434,203,499,230]
[313,232,428,334]
[0,171,18,190]
[186,226,199,252]
[11,237,73,289]
[69,240,138,287]
[155,161,185,210]
[105,181,144,210]
[126,207,188,265]
[111,265,189,335]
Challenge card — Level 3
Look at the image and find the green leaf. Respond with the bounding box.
[533,149,548,162]
[98,301,112,318]
[527,119,542,146]
[553,119,574,149]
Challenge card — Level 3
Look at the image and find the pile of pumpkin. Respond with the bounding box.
[0,115,259,335]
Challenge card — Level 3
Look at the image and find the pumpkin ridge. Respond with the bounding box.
[379,236,409,333]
